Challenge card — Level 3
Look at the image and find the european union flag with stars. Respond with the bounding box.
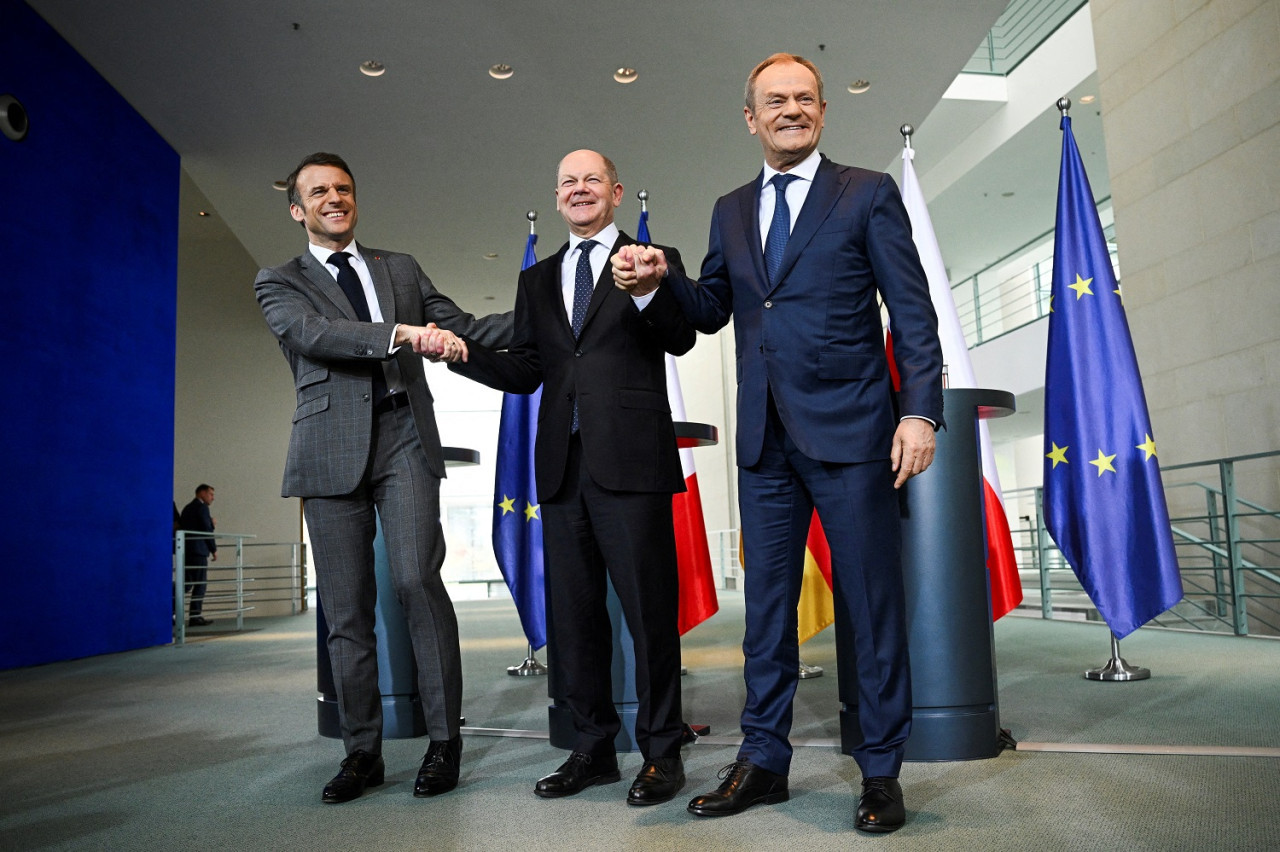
[1043,115,1183,639]
[492,230,546,650]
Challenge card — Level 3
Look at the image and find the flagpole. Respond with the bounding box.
[504,208,548,678]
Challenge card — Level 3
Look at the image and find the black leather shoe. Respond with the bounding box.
[534,751,621,798]
[687,760,788,817]
[626,756,685,806]
[414,735,462,797]
[855,776,906,833]
[322,750,385,804]
[187,616,213,627]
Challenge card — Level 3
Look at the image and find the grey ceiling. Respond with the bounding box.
[27,0,1032,310]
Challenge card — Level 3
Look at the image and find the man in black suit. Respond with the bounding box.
[614,54,944,832]
[178,484,217,627]
[451,149,695,806]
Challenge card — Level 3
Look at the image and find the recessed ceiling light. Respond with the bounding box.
[613,68,638,84]
[1079,94,1096,104]
[1001,191,1015,198]
[360,61,386,77]
[847,80,871,94]
[489,63,514,80]
[198,211,210,217]
[272,180,287,191]
[483,252,499,260]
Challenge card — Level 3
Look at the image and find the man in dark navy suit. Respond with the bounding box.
[613,53,944,833]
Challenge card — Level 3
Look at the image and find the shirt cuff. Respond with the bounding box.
[901,414,937,429]
[631,291,657,311]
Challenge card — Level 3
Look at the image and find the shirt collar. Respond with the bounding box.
[309,241,360,266]
[761,149,822,187]
[568,222,619,256]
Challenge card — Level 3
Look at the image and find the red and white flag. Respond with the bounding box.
[666,355,719,634]
[899,145,1023,619]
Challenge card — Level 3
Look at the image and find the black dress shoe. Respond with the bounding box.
[687,760,788,817]
[534,751,621,798]
[855,776,906,833]
[626,756,686,806]
[414,735,462,797]
[322,750,385,804]
[187,616,213,627]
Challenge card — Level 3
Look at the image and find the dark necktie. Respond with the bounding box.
[764,173,798,284]
[571,240,597,338]
[570,240,596,432]
[328,251,388,405]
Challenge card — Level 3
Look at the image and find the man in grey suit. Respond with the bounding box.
[255,152,512,804]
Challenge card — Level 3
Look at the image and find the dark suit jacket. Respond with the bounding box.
[255,244,512,496]
[179,497,216,561]
[664,155,944,468]
[452,232,695,502]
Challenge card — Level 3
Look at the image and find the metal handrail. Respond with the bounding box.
[174,532,306,645]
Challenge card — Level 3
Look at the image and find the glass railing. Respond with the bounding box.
[964,0,1089,75]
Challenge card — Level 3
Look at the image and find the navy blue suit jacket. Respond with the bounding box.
[664,155,944,468]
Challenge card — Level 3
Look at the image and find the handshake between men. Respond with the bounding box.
[396,322,469,363]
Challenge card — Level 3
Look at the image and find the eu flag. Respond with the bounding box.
[492,231,546,649]
[1043,115,1183,639]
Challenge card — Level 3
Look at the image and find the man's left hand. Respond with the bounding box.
[891,418,936,489]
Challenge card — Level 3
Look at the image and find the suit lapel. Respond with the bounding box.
[298,251,362,321]
[359,245,396,323]
[773,156,845,289]
[579,232,633,336]
[737,174,770,298]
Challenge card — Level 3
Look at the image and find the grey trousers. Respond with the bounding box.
[304,405,461,755]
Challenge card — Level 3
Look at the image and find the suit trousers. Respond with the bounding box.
[736,395,911,779]
[304,404,462,755]
[184,556,208,616]
[540,434,684,761]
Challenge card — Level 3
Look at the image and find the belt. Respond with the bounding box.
[374,392,411,414]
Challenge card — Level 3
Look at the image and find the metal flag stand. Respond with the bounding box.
[1084,633,1150,681]
[798,660,824,679]
[508,643,548,677]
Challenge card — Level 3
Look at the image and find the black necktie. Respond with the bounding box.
[570,240,596,432]
[328,251,388,405]
[764,173,798,284]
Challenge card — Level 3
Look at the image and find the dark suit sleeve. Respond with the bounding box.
[631,247,696,356]
[409,257,514,350]
[661,206,735,335]
[449,265,542,394]
[865,174,945,428]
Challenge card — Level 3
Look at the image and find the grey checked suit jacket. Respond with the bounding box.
[255,244,512,497]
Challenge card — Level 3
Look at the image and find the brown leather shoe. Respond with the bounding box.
[687,760,788,817]
[626,757,686,806]
[855,776,906,833]
[322,750,384,804]
[414,735,462,797]
[534,752,621,798]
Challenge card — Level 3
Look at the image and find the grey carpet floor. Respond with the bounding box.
[1,592,1277,851]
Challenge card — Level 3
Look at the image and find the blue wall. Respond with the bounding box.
[1,0,179,667]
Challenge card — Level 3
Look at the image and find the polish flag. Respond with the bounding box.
[666,356,720,634]
[899,144,1023,619]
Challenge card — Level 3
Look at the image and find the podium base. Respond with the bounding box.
[841,704,1002,762]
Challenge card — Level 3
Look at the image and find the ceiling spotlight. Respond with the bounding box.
[1001,192,1015,198]
[613,67,638,84]
[483,252,499,260]
[847,80,871,94]
[272,180,287,191]
[359,60,386,77]
[1079,94,1096,104]
[198,211,210,217]
[489,63,514,80]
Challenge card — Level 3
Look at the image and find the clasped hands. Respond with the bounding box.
[611,245,669,296]
[396,323,469,363]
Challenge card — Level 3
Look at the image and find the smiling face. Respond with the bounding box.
[745,60,827,172]
[289,164,358,250]
[554,149,623,238]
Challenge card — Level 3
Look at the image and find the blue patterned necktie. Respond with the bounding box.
[571,240,596,337]
[570,240,596,432]
[764,173,798,284]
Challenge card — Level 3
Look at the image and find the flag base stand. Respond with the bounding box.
[508,645,547,677]
[1084,635,1149,681]
[798,659,824,679]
